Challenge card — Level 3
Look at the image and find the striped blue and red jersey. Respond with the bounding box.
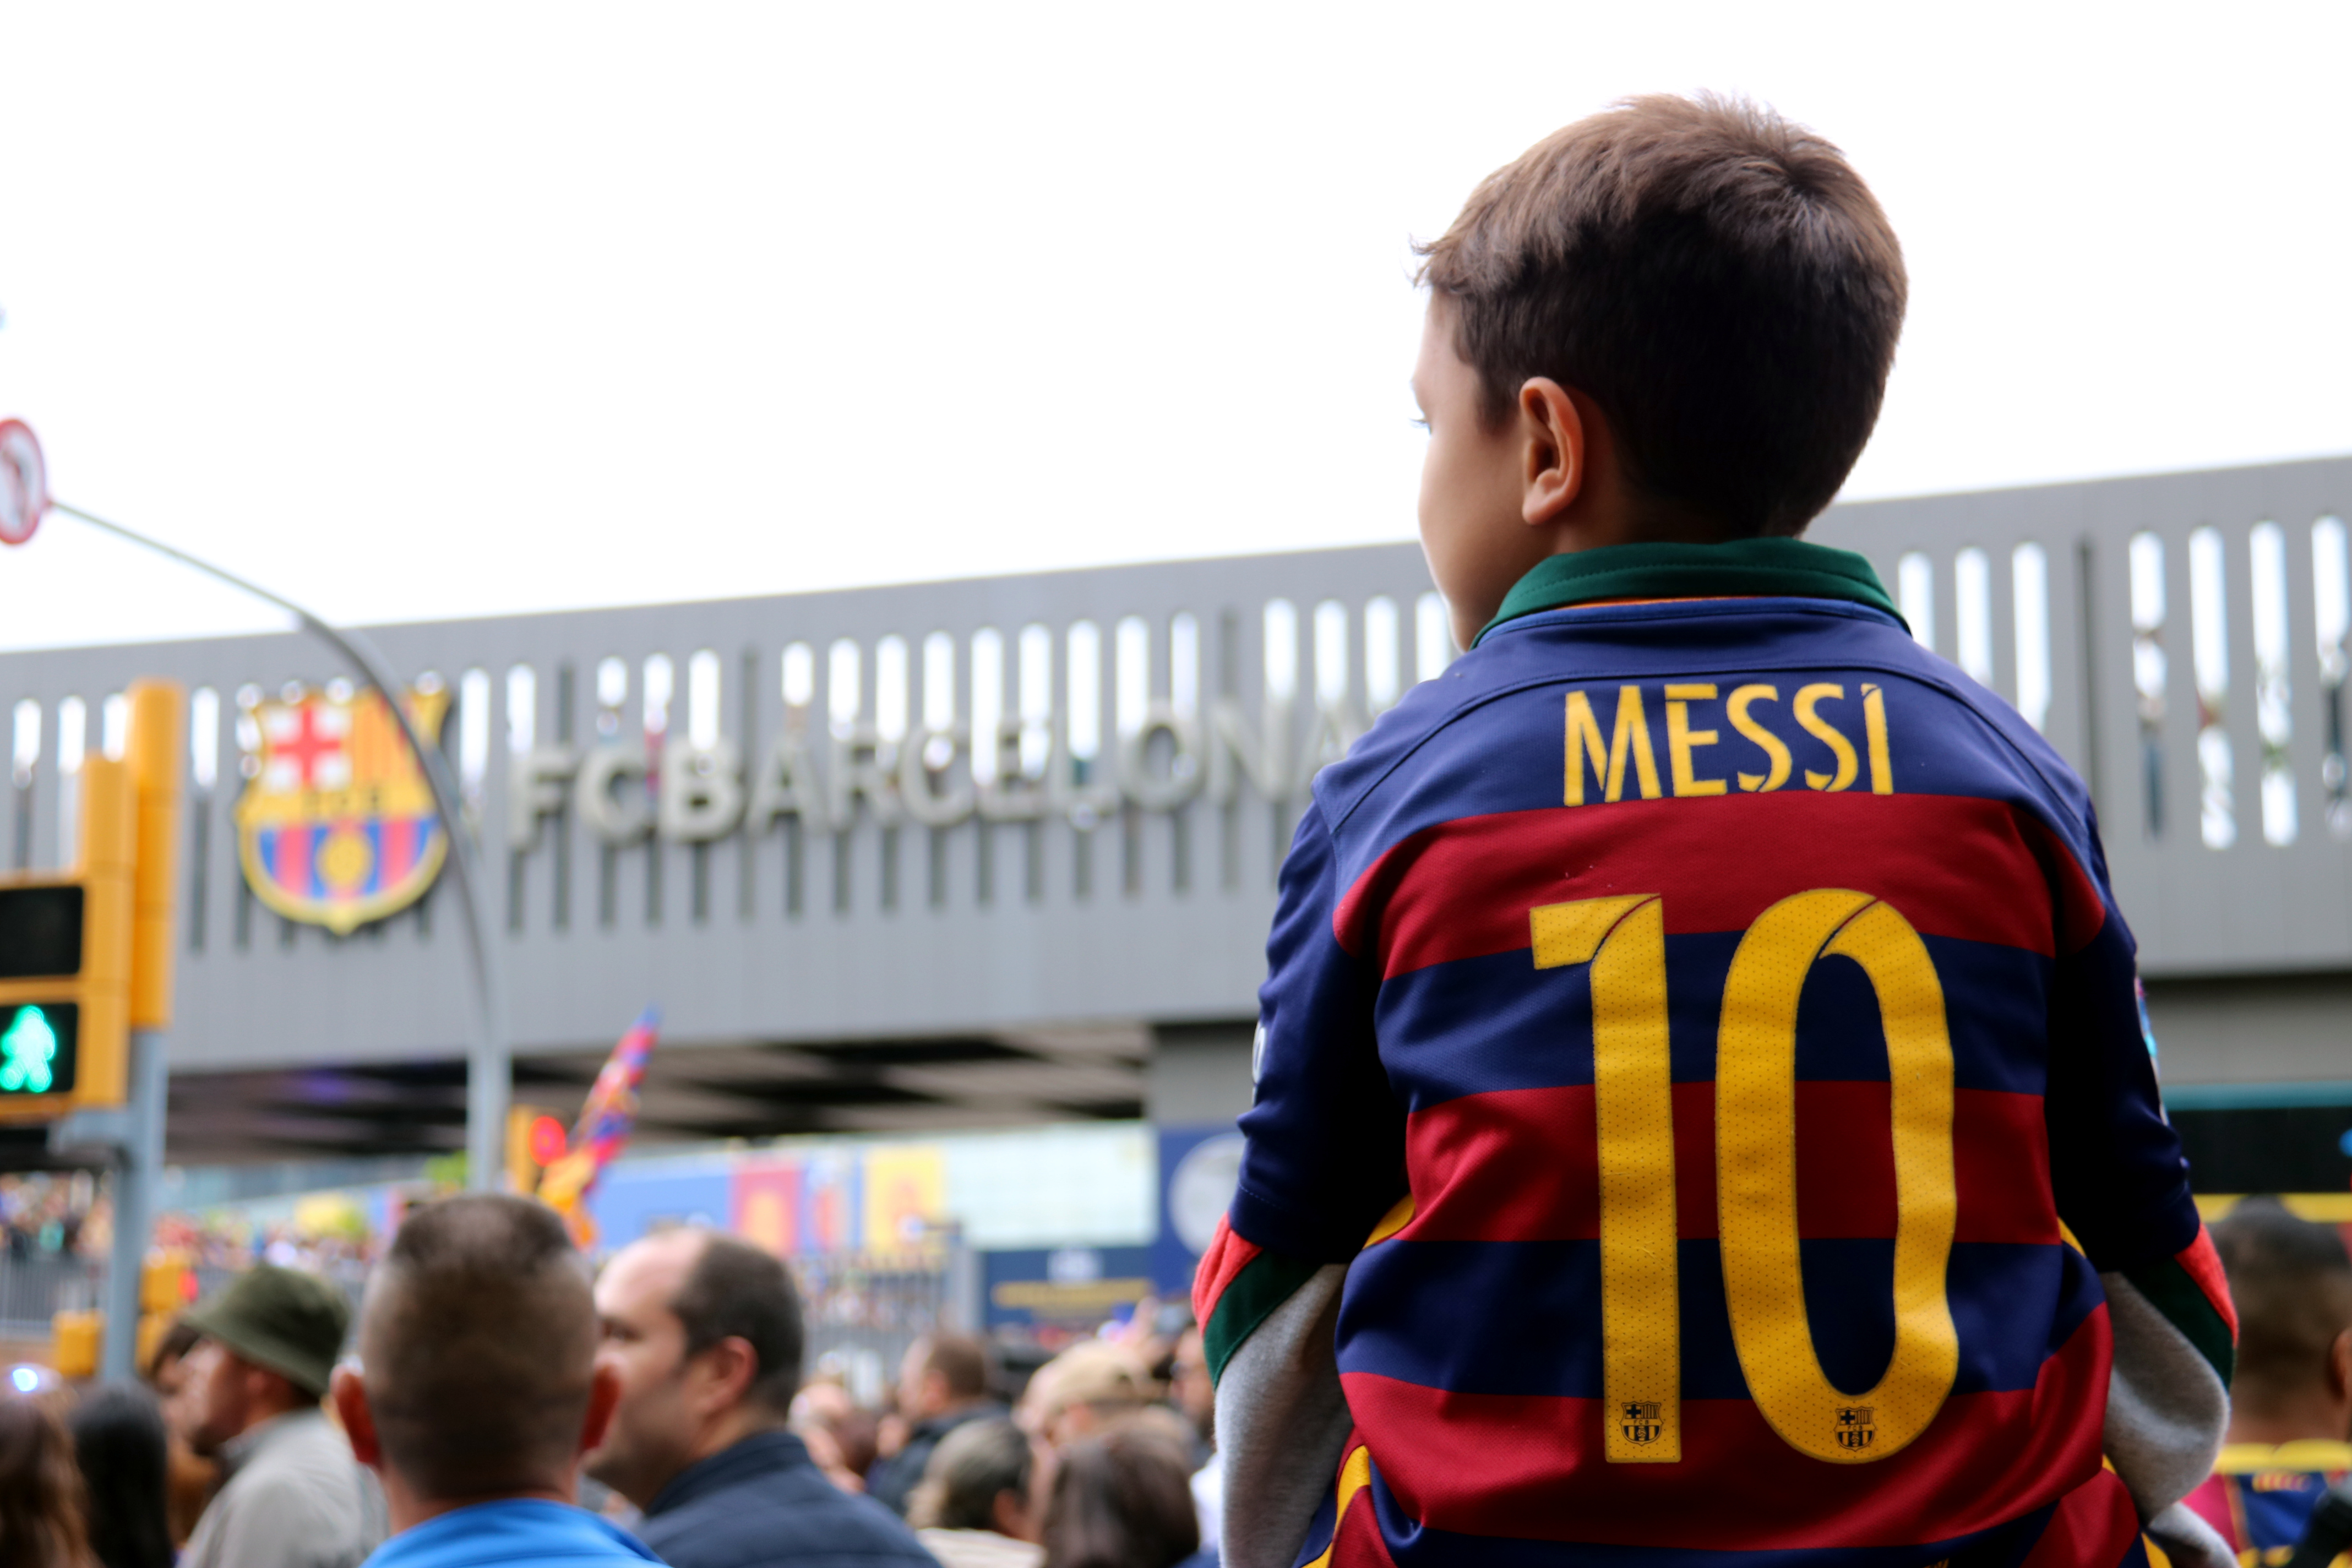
[1198,554,2234,1567]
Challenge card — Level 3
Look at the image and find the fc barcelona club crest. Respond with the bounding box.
[1620,1402,1664,1446]
[1836,1406,1876,1451]
[235,683,451,935]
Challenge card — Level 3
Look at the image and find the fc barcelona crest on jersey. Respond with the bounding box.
[1836,1406,1876,1451]
[235,683,451,934]
[1620,1402,1664,1446]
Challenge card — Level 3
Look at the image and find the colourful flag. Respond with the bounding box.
[540,1008,659,1246]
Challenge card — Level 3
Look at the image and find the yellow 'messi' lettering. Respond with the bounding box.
[1795,684,1859,792]
[1728,685,1792,792]
[1565,680,1892,804]
[1861,683,1894,796]
[1663,685,1725,798]
[1564,687,1662,807]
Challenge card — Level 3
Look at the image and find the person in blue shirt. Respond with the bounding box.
[330,1193,660,1568]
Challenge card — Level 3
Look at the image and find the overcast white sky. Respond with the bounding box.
[0,3,2345,652]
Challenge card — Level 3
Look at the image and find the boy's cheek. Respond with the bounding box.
[1417,442,1488,622]
[1418,423,1535,641]
[1414,458,1456,594]
[1419,505,1518,647]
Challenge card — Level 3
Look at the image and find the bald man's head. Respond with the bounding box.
[357,1194,598,1501]
[585,1228,806,1505]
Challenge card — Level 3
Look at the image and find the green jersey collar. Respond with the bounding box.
[1473,537,1904,647]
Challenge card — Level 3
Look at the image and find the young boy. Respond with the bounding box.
[1193,96,2239,1568]
[2183,1199,2352,1555]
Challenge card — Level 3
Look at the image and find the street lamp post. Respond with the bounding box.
[45,501,511,1191]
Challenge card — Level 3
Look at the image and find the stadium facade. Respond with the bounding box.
[3,456,2349,1200]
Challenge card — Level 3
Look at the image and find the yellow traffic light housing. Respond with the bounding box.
[0,682,183,1124]
[0,753,132,1120]
[128,682,182,1033]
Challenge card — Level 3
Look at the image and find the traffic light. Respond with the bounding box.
[0,754,131,1121]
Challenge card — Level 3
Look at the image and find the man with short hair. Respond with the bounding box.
[589,1228,935,1568]
[2181,1199,2352,1554]
[867,1332,1003,1516]
[330,1193,655,1566]
[179,1262,385,1568]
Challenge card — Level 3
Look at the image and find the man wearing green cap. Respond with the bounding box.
[178,1262,386,1568]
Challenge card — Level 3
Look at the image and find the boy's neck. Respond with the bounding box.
[1544,486,1745,556]
[1467,537,1900,649]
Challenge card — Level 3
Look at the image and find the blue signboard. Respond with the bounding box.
[1151,1124,1245,1297]
[982,1245,1157,1329]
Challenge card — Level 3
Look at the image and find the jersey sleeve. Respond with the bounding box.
[2040,812,2236,1386]
[1196,802,1403,1384]
[1228,799,1404,1261]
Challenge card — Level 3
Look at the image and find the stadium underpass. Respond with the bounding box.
[149,1024,1161,1166]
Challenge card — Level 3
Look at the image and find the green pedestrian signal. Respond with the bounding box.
[0,1004,76,1097]
[1,1008,57,1093]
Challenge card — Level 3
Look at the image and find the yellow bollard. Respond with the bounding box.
[139,1250,188,1315]
[51,1310,101,1380]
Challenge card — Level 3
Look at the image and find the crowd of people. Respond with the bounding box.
[0,1177,327,1267]
[802,1327,1218,1568]
[150,1210,378,1281]
[0,1175,102,1262]
[0,1196,1223,1568]
[0,1188,2337,1564]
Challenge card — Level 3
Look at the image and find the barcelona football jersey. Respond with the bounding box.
[1215,564,2214,1566]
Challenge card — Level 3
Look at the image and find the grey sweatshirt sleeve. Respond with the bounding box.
[2100,1269,2230,1523]
[1213,1262,1352,1568]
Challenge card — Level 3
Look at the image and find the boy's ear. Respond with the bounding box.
[1517,378,1587,528]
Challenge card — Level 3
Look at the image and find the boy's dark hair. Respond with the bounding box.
[2212,1196,2352,1412]
[1416,94,1906,539]
[669,1232,804,1418]
[360,1193,596,1500]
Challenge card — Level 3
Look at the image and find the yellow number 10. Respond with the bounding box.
[1530,889,1959,1467]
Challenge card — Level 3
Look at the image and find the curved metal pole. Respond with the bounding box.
[51,502,511,1190]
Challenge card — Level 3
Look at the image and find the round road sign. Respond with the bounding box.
[0,422,46,546]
